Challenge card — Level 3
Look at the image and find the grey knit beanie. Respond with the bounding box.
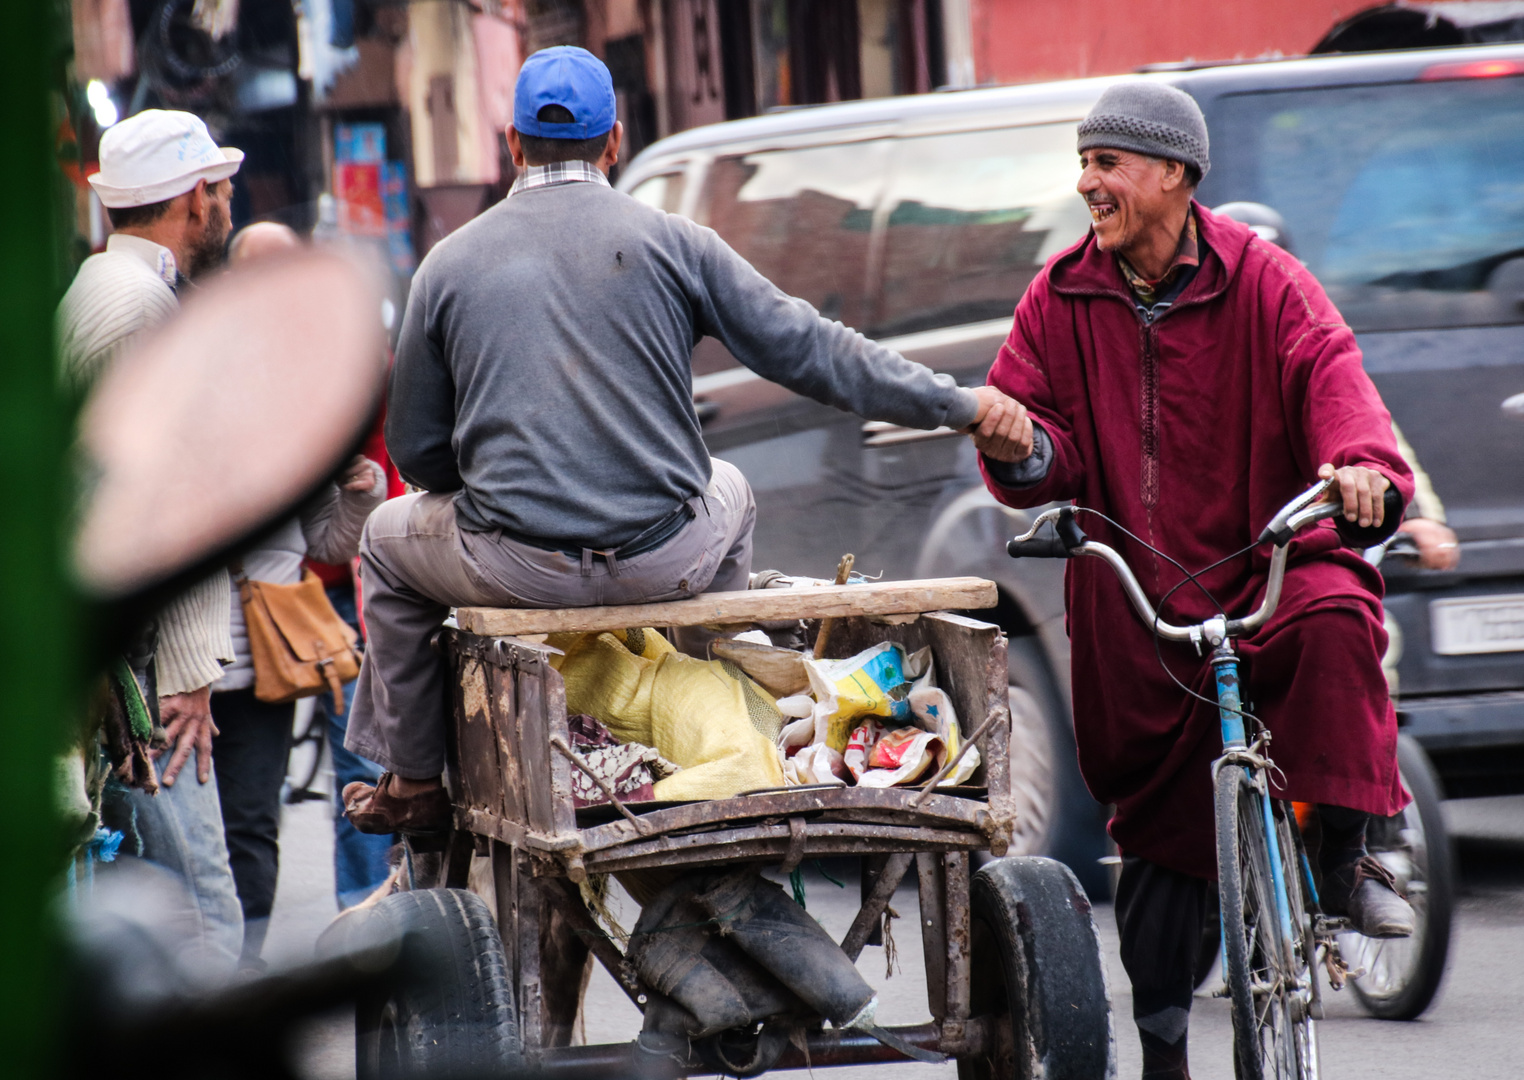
[1077,81,1210,178]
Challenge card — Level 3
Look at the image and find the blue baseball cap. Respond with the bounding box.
[514,46,617,140]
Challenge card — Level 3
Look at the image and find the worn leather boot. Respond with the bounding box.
[1316,804,1415,938]
[1325,854,1415,938]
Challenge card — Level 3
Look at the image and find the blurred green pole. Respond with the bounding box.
[0,0,72,1074]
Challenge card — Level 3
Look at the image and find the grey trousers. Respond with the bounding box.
[346,460,756,778]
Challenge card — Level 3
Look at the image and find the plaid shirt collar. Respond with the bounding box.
[508,160,611,197]
[1117,208,1199,307]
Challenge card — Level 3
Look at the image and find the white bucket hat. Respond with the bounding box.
[89,109,244,209]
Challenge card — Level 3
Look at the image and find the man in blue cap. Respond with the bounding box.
[341,47,1027,848]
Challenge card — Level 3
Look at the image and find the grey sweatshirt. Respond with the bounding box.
[388,180,980,548]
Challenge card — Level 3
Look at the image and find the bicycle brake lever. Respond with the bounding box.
[1257,477,1337,547]
[1007,507,1088,559]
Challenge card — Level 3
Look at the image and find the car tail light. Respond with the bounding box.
[1419,57,1524,81]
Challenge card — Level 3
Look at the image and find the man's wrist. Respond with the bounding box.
[984,422,1053,487]
[946,387,981,431]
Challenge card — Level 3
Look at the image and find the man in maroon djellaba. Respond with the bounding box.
[973,82,1418,1080]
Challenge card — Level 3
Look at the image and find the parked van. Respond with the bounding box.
[617,44,1524,895]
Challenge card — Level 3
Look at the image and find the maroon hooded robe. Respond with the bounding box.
[982,204,1415,880]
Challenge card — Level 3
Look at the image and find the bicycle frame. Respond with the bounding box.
[1213,643,1299,955]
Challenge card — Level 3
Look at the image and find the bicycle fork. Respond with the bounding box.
[1213,643,1298,956]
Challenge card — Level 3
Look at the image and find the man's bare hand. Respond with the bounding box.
[1318,463,1391,529]
[153,685,218,786]
[964,386,1034,463]
[341,454,380,492]
[1400,517,1460,571]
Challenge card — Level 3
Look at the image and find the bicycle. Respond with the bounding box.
[1006,477,1390,1080]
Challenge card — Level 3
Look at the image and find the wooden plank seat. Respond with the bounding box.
[455,576,997,636]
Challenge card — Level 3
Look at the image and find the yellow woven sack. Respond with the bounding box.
[551,630,784,800]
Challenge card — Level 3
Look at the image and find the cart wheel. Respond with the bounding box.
[354,889,520,1079]
[959,857,1114,1080]
[1342,734,1454,1020]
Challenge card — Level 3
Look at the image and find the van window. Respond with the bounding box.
[871,123,1089,338]
[698,140,893,330]
[1212,77,1524,332]
[628,171,686,213]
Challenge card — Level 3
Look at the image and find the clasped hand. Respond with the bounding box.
[964,386,1034,463]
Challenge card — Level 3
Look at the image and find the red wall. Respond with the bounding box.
[971,0,1361,84]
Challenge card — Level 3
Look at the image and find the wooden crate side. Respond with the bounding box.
[979,632,1015,850]
[490,660,528,825]
[542,662,578,836]
[515,654,556,834]
[450,632,565,836]
[452,655,509,820]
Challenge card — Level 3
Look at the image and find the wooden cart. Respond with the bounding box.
[358,578,1112,1078]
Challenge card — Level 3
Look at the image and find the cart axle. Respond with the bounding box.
[527,1019,990,1076]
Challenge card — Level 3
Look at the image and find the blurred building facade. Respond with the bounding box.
[64,0,1406,269]
[970,0,1357,84]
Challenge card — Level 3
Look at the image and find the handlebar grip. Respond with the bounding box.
[1007,529,1074,558]
[1007,508,1088,559]
[1334,486,1406,549]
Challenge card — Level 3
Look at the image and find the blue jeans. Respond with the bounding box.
[324,583,395,908]
[102,763,244,979]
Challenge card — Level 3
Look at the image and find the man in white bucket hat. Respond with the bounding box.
[59,108,245,978]
[62,109,243,379]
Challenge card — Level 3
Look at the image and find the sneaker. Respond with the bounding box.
[1325,854,1415,939]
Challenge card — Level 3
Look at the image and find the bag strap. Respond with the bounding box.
[319,656,345,713]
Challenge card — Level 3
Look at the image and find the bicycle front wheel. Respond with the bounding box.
[1216,764,1319,1080]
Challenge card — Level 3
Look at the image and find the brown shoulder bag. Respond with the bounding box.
[233,561,360,711]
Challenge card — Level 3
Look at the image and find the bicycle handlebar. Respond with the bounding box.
[1006,479,1350,644]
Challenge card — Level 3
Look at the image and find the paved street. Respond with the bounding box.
[273,789,1524,1079]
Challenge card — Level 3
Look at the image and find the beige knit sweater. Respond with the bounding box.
[58,234,236,695]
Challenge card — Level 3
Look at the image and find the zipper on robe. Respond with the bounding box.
[1140,324,1161,510]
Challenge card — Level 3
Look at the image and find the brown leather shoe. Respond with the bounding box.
[343,773,451,836]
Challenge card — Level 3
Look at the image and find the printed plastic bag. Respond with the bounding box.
[843,719,887,781]
[804,643,930,752]
[908,668,981,786]
[842,667,982,788]
[782,742,847,787]
[857,726,944,788]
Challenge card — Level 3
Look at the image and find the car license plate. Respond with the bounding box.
[1430,595,1524,655]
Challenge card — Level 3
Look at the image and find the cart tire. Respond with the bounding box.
[1344,734,1454,1020]
[354,888,520,1079]
[959,856,1114,1080]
